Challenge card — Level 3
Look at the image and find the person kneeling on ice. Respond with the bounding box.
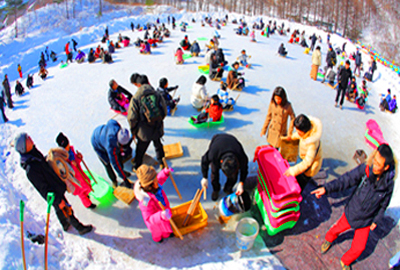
[278,43,288,57]
[54,133,96,209]
[201,133,249,201]
[227,62,245,90]
[312,144,395,270]
[108,79,133,114]
[283,114,323,191]
[157,77,180,116]
[191,94,223,124]
[217,82,236,110]
[134,164,174,243]
[91,119,133,188]
[175,47,184,64]
[14,133,93,235]
[237,49,251,68]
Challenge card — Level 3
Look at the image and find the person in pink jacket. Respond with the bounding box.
[175,47,184,64]
[56,132,96,209]
[134,164,173,243]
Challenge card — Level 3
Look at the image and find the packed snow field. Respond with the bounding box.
[1,4,400,270]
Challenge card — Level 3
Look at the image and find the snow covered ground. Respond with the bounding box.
[1,5,400,270]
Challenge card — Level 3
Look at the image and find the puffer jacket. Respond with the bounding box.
[311,50,321,66]
[190,83,208,109]
[287,116,323,177]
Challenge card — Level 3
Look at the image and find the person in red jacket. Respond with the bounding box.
[191,95,223,124]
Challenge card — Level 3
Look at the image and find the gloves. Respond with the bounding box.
[161,209,172,220]
[236,182,244,195]
[201,178,208,189]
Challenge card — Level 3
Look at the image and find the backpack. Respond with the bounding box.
[140,93,164,123]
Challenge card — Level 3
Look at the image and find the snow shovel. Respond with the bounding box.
[20,200,27,270]
[44,192,55,270]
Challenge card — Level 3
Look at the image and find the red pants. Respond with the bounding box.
[325,213,370,265]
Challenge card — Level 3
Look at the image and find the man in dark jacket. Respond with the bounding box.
[326,46,337,68]
[312,144,395,269]
[201,133,249,201]
[310,33,317,51]
[354,48,362,76]
[108,79,133,113]
[127,75,167,170]
[91,119,132,188]
[0,88,8,122]
[14,133,93,235]
[335,60,352,109]
[2,74,13,109]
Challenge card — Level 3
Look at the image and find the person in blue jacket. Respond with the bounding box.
[190,40,200,56]
[91,119,132,188]
[312,144,396,269]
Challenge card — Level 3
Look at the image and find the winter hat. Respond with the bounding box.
[137,164,157,188]
[56,132,69,148]
[117,128,131,145]
[14,133,28,154]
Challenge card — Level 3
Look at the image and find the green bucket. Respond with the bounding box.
[85,171,116,207]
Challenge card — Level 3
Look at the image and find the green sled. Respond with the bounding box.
[188,115,224,128]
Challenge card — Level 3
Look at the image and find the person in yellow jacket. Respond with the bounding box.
[310,46,321,80]
[283,114,323,190]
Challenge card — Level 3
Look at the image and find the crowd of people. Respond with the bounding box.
[3,14,398,270]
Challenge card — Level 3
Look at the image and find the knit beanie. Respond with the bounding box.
[137,164,157,188]
[56,132,69,148]
[117,128,131,145]
[14,133,27,154]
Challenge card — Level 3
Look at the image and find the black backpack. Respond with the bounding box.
[140,93,164,123]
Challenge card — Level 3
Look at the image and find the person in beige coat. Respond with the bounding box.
[310,46,321,80]
[283,114,323,190]
[260,86,295,149]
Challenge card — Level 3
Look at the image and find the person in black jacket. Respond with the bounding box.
[326,46,337,69]
[14,133,93,235]
[2,74,13,109]
[26,74,33,89]
[108,79,133,114]
[15,80,25,96]
[200,133,249,201]
[0,88,8,122]
[157,77,180,115]
[354,48,362,76]
[278,43,288,57]
[312,144,395,269]
[335,60,352,109]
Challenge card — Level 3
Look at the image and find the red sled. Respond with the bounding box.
[254,145,302,202]
[365,119,387,149]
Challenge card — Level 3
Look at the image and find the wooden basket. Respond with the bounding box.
[163,142,184,159]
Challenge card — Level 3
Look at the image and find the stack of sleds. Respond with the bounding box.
[253,146,302,236]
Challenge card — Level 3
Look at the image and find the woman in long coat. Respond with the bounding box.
[260,87,295,149]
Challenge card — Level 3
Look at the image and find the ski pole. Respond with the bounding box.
[44,193,55,270]
[20,200,27,270]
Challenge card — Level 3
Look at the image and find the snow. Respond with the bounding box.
[1,4,400,270]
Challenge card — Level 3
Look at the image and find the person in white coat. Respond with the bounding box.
[191,75,209,109]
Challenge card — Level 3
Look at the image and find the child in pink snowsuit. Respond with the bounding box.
[56,132,96,209]
[175,48,184,64]
[134,164,173,243]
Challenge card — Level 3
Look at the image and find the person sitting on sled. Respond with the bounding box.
[157,77,180,116]
[190,94,223,124]
[108,79,133,114]
[134,164,174,243]
[227,62,245,90]
[278,43,288,57]
[217,82,236,110]
[237,49,251,67]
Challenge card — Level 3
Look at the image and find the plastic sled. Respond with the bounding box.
[254,146,302,201]
[256,183,300,217]
[113,186,135,205]
[111,108,128,116]
[189,115,224,128]
[183,53,192,60]
[255,188,299,236]
[257,170,301,211]
[85,171,116,207]
[280,138,299,163]
[365,119,387,149]
[198,65,210,75]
